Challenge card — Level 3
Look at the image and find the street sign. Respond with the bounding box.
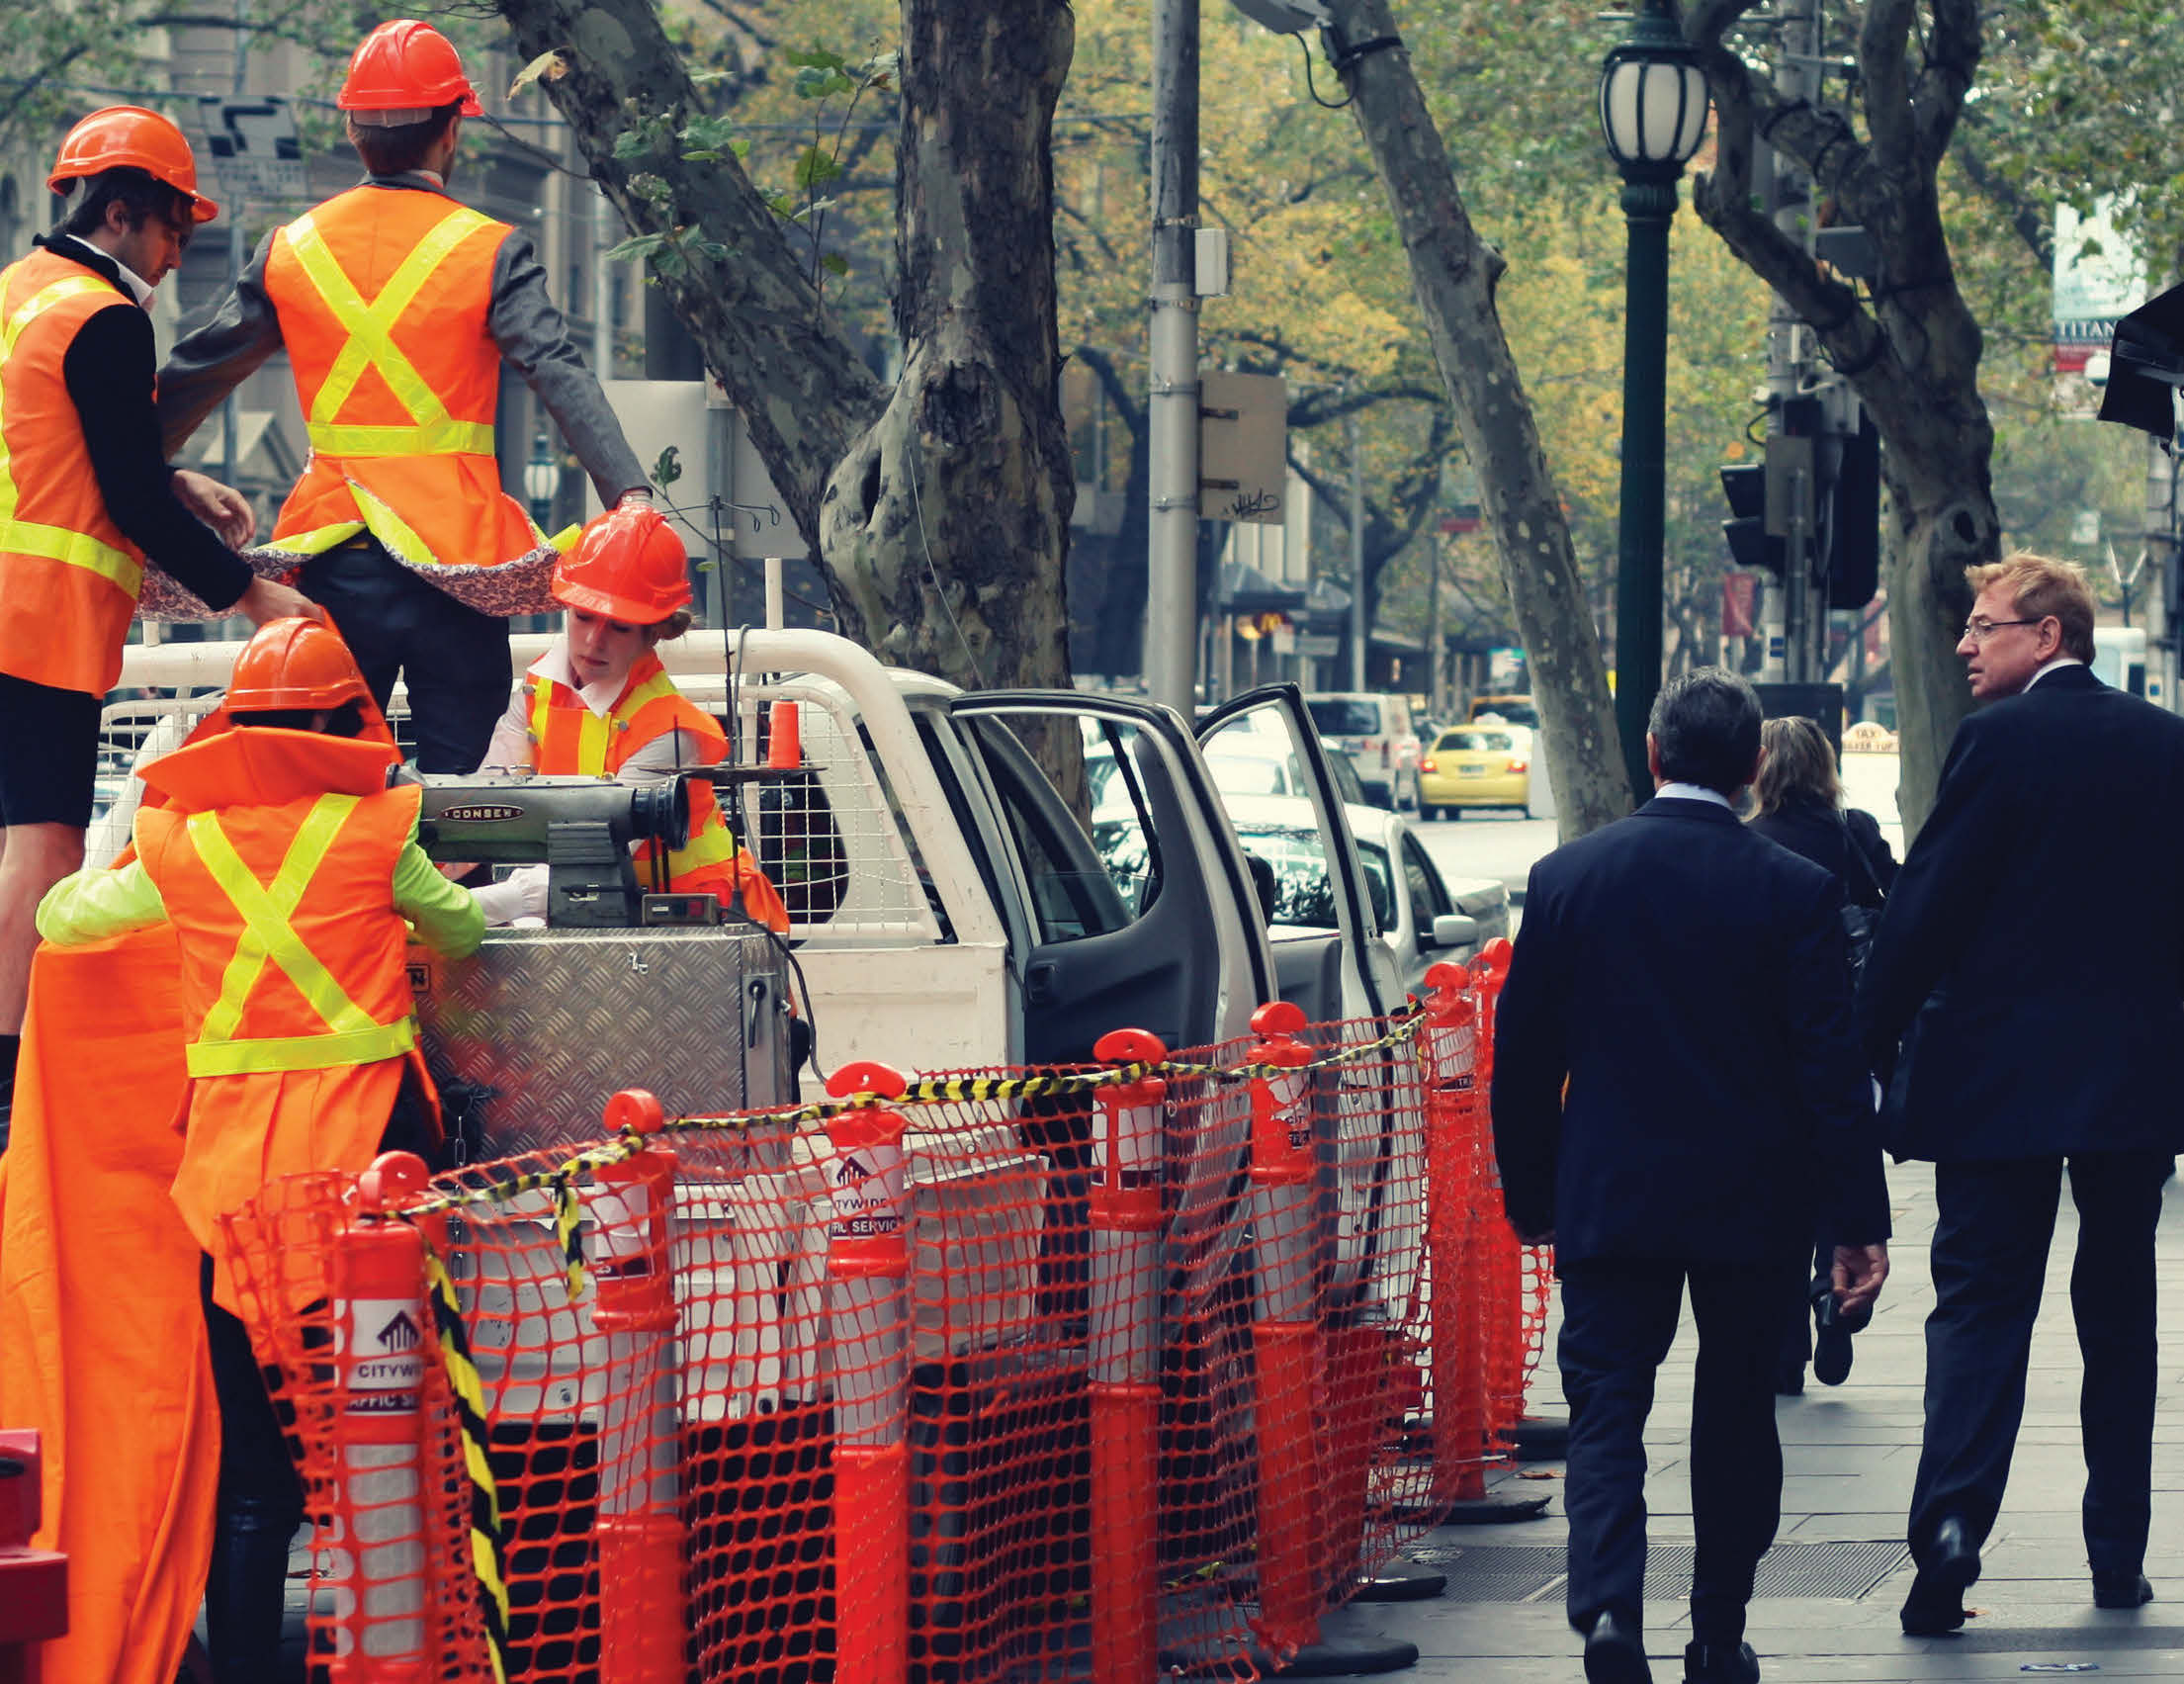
[1199,370,1286,525]
[1293,633,1339,659]
[198,96,305,204]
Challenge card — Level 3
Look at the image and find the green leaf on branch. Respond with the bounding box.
[793,145,843,190]
[603,232,667,264]
[793,64,857,100]
[652,446,683,489]
[785,46,847,71]
[679,114,738,157]
[819,252,850,277]
[763,190,796,219]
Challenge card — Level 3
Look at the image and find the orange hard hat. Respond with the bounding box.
[552,504,692,625]
[224,617,374,712]
[339,21,483,119]
[47,107,218,223]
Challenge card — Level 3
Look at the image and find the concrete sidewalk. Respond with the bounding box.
[1326,1161,2184,1681]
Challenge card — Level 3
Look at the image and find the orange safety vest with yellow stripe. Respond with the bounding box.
[527,653,789,929]
[0,249,150,694]
[132,783,424,1077]
[261,185,546,573]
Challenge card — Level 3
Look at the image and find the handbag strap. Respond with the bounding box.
[1836,809,1884,906]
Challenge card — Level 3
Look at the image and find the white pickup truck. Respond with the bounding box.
[104,628,1437,1077]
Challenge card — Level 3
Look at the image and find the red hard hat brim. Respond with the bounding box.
[551,576,674,626]
[45,172,220,223]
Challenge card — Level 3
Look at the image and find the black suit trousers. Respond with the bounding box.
[299,538,513,773]
[1559,1257,1801,1642]
[1909,1151,2171,1573]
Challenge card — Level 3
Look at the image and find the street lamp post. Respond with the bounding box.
[524,431,561,530]
[1599,0,1708,802]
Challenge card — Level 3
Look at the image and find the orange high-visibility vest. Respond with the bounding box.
[132,781,426,1076]
[261,184,544,572]
[0,248,150,694]
[526,653,791,928]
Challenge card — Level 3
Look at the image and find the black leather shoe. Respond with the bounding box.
[1900,1517,1979,1637]
[2092,1570,2154,1609]
[1810,1293,1854,1387]
[1682,1639,1759,1684]
[1583,1610,1653,1684]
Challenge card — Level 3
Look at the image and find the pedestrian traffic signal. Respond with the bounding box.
[1827,412,1880,610]
[1719,462,1784,576]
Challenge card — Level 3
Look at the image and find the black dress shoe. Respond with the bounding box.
[1583,1610,1653,1684]
[1683,1639,1759,1684]
[1810,1293,1854,1387]
[1900,1517,1979,1637]
[2092,1570,2154,1609]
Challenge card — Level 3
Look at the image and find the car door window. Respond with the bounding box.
[1355,839,1396,931]
[1401,833,1451,931]
[961,712,1170,941]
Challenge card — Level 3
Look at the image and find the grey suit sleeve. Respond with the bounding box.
[488,229,650,505]
[156,229,287,457]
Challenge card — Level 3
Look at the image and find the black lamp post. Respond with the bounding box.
[524,431,561,529]
[1599,0,1708,802]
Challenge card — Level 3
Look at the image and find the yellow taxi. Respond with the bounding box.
[1420,723,1532,819]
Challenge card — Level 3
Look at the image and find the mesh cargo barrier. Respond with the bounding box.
[221,969,1553,1683]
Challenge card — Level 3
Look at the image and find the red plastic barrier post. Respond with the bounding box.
[1421,962,1489,1505]
[824,1062,913,1684]
[328,1150,433,1682]
[0,1431,65,1684]
[1244,1001,1325,1655]
[1469,940,1527,1449]
[1088,1028,1168,1684]
[591,1090,684,1684]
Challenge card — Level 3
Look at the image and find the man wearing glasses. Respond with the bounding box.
[1862,553,2184,1636]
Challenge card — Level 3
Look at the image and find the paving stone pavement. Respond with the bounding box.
[1336,1160,2184,1682]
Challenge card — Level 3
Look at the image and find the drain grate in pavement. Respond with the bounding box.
[1405,1540,1910,1603]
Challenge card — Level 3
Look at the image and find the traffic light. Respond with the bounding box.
[1827,411,1880,610]
[1719,462,1784,575]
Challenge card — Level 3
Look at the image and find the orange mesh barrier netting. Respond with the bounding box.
[219,965,1552,1683]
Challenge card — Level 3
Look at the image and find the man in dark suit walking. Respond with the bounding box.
[1862,553,2184,1635]
[1494,668,1892,1684]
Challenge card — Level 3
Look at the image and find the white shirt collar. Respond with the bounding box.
[529,642,628,718]
[2024,656,2087,691]
[1655,781,1733,810]
[108,255,154,308]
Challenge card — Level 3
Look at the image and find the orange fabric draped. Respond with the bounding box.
[0,930,217,1684]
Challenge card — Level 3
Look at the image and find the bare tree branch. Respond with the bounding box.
[1913,0,1981,162]
[1858,0,1919,164]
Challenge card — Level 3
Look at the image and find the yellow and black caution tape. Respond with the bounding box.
[552,1175,587,1302]
[417,1234,512,1684]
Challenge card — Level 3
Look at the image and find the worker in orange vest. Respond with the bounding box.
[34,617,482,1681]
[0,106,317,1141]
[156,19,653,774]
[476,501,792,931]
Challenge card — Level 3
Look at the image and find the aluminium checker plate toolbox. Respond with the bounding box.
[406,925,794,1161]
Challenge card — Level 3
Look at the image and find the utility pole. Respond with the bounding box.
[1145,0,1200,715]
[1346,406,1366,690]
[220,0,248,502]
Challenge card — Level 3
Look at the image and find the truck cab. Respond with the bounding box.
[105,629,1394,1083]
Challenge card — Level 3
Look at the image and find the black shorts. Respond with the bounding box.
[0,669,102,828]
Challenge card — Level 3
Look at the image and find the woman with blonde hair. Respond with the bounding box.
[1748,714,1896,1394]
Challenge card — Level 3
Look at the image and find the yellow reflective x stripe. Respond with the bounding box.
[286,205,497,458]
[0,275,143,595]
[186,794,409,1073]
[668,822,738,875]
[530,680,612,773]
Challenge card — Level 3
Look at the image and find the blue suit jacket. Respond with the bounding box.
[1860,662,2184,1161]
[1491,794,1890,1264]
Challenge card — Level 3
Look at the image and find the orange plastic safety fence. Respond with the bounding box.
[218,990,1555,1684]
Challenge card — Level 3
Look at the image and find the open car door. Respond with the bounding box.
[939,693,1274,1064]
[1197,683,1398,1023]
